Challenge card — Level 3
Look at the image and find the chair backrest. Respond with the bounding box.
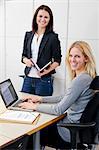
[79,76,99,144]
[90,76,99,90]
[80,92,99,143]
[80,93,99,123]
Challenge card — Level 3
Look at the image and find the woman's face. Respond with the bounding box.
[69,47,88,75]
[36,9,50,29]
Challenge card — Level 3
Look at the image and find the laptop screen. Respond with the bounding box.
[0,79,18,107]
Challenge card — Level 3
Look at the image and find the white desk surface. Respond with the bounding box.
[0,92,66,148]
[0,134,12,147]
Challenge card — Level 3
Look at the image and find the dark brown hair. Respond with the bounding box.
[32,5,53,33]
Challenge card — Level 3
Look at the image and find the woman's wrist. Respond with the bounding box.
[38,96,43,102]
[23,57,28,64]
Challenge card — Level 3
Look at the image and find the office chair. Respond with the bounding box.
[19,75,25,78]
[58,76,99,150]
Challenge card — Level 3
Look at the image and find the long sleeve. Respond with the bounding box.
[42,95,64,103]
[21,31,32,62]
[36,73,93,117]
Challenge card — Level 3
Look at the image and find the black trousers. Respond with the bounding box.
[40,123,87,150]
[40,123,71,149]
[27,123,71,150]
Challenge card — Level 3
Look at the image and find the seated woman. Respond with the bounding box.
[19,41,97,148]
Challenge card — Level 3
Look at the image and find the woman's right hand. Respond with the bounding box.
[22,95,42,103]
[23,57,33,67]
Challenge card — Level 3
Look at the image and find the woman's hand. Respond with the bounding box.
[18,101,39,110]
[38,62,59,77]
[38,69,49,77]
[22,95,42,103]
[23,57,33,67]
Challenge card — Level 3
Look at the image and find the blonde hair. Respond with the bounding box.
[66,41,97,80]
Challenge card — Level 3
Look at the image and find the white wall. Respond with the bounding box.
[0,0,5,81]
[66,0,99,85]
[0,0,99,95]
[0,0,34,91]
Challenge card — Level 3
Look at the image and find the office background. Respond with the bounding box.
[0,0,98,95]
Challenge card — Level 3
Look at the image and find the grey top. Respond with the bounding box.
[36,72,94,142]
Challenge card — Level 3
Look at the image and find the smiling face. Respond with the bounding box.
[69,47,88,75]
[36,9,50,29]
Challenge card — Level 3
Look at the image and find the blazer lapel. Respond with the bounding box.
[37,34,49,59]
[27,32,34,57]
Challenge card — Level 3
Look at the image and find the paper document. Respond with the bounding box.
[31,60,51,72]
[0,110,40,124]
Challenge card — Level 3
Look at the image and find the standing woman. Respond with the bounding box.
[21,5,61,96]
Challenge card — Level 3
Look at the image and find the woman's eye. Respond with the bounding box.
[69,54,72,57]
[75,55,80,58]
[69,55,80,58]
[39,15,42,18]
[44,16,48,19]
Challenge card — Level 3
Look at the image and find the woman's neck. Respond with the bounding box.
[36,28,45,36]
[76,69,87,76]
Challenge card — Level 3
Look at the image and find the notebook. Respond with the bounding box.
[0,79,32,112]
[31,59,51,72]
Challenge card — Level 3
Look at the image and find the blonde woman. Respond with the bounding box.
[19,41,97,148]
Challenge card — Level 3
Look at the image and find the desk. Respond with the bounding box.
[0,92,66,148]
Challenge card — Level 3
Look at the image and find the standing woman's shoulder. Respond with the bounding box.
[49,31,59,37]
[23,31,33,42]
[24,31,33,36]
[47,31,60,42]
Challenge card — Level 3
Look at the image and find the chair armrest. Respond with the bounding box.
[57,122,96,149]
[19,75,25,78]
[58,122,96,129]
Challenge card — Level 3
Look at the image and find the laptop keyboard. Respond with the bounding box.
[13,99,24,107]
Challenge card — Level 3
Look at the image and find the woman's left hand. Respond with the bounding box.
[38,69,49,77]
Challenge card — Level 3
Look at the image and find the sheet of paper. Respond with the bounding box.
[0,110,40,124]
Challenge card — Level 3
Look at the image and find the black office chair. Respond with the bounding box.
[58,76,99,150]
[19,75,25,78]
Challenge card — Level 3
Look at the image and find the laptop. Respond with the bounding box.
[0,79,32,111]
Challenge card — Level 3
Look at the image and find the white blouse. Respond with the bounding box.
[28,33,43,78]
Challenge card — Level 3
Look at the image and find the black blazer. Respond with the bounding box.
[21,31,62,76]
